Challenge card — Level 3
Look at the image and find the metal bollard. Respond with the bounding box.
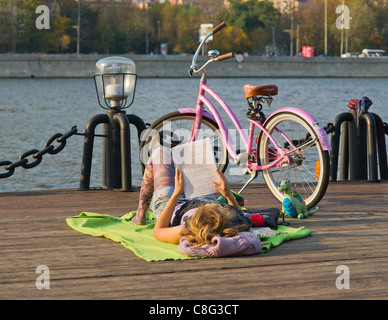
[329,112,352,181]
[79,110,146,191]
[80,114,109,190]
[371,113,388,180]
[329,107,387,182]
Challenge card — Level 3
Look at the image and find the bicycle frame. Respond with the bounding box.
[178,77,331,171]
[141,21,333,208]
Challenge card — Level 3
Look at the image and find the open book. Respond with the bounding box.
[172,138,220,199]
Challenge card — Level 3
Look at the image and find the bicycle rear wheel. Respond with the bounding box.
[257,111,329,209]
[139,111,228,173]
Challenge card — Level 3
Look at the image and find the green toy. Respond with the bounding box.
[278,180,319,219]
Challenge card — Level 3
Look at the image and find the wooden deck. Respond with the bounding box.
[1,181,388,300]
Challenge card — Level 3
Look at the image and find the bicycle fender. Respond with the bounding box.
[266,107,331,151]
[178,108,217,123]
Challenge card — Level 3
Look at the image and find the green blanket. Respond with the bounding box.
[66,211,312,262]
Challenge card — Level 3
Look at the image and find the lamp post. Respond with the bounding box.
[324,0,328,56]
[80,57,146,191]
[76,0,80,56]
[284,0,294,56]
[340,0,343,56]
[290,9,294,56]
[143,0,149,54]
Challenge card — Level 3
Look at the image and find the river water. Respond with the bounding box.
[0,77,387,193]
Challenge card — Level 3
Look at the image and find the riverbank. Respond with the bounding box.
[1,53,388,78]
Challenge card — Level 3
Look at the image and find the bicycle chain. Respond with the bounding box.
[0,126,78,179]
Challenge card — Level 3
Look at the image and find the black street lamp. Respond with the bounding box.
[80,57,145,191]
[94,56,137,110]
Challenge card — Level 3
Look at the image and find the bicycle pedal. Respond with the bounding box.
[242,168,250,175]
[234,152,249,168]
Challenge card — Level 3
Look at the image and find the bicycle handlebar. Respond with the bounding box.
[216,52,235,61]
[212,22,226,35]
[189,22,234,76]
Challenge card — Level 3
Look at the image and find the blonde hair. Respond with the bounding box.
[180,203,248,248]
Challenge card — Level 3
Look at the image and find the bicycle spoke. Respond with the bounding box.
[258,112,329,208]
[140,113,229,173]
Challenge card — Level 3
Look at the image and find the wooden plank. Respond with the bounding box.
[3,257,388,300]
[0,181,388,300]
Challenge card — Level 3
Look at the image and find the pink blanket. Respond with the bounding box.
[178,232,261,257]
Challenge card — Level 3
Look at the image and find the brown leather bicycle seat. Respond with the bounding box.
[243,84,278,99]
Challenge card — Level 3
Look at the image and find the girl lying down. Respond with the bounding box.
[131,147,262,257]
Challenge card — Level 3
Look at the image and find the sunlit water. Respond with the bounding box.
[0,77,387,192]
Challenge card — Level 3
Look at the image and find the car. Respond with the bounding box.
[358,49,388,58]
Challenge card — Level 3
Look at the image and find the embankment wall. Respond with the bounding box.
[1,54,387,78]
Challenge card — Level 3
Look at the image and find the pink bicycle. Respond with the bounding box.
[140,22,331,208]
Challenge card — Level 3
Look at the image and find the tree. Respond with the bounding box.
[47,15,71,53]
[95,4,125,54]
[0,0,22,52]
[173,5,204,53]
[59,34,71,53]
[368,2,388,51]
[160,2,179,53]
[294,0,326,55]
[216,0,278,53]
[335,0,373,54]
[293,0,387,56]
[117,3,149,54]
[148,1,204,54]
[220,0,265,32]
[76,3,99,53]
[7,0,386,55]
[209,25,253,53]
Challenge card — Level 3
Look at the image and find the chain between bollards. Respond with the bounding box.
[0,126,78,179]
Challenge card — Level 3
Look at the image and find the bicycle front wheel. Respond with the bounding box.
[257,111,329,209]
[139,111,228,173]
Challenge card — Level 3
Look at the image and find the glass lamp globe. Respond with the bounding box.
[94,56,137,110]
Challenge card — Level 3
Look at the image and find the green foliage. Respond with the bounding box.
[296,0,388,56]
[216,0,278,53]
[47,15,71,53]
[220,0,276,32]
[209,26,253,53]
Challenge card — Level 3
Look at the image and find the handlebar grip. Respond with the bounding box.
[216,52,235,61]
[212,22,226,35]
